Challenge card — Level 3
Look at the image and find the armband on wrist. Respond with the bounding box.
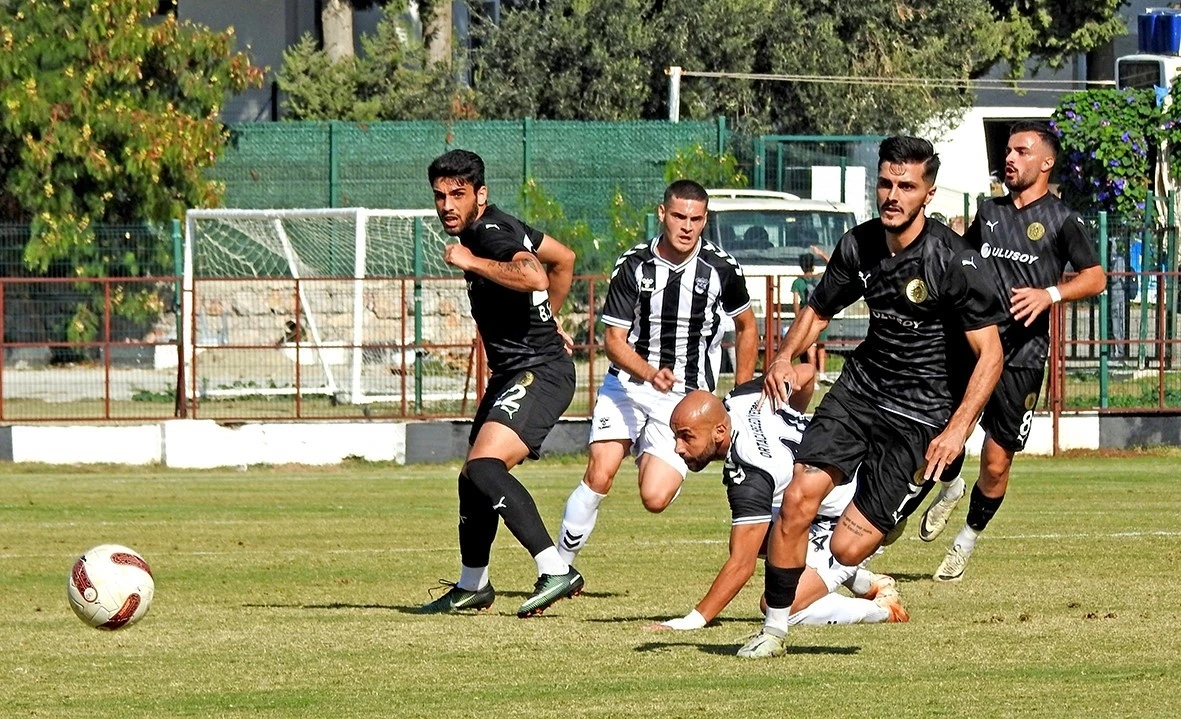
[1046,286,1062,304]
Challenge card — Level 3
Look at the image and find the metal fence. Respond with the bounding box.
[213,119,727,234]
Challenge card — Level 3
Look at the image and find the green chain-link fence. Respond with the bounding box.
[211,119,727,233]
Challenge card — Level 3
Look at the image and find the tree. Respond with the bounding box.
[0,0,263,272]
[470,0,1126,135]
[321,0,450,65]
[279,8,474,121]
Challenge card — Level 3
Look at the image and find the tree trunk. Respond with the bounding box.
[322,0,355,63]
[424,0,451,67]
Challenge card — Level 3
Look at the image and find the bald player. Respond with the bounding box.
[649,371,907,631]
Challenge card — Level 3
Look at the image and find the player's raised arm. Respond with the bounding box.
[443,243,549,292]
[534,233,575,314]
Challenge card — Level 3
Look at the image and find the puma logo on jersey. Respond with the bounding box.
[961,258,977,269]
[484,223,501,230]
[985,219,999,233]
[492,496,507,511]
[858,271,872,287]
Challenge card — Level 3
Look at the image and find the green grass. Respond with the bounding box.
[2,455,1181,718]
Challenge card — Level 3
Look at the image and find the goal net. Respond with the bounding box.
[183,208,471,406]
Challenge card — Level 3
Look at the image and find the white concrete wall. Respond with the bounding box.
[1,413,1096,469]
[9,421,405,468]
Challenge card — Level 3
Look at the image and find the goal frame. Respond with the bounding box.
[183,207,441,405]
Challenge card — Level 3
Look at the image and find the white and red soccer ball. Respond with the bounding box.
[67,544,155,630]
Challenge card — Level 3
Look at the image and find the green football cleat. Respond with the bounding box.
[419,581,496,613]
[517,567,584,618]
[736,627,788,658]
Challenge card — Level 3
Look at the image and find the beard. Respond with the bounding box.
[879,203,925,233]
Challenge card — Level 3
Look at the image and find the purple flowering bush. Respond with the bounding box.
[1051,87,1170,218]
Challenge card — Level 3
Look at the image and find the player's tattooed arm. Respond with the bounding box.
[444,244,549,292]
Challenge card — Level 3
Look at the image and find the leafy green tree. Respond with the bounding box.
[0,0,263,271]
[471,0,657,121]
[279,8,474,121]
[471,0,1126,135]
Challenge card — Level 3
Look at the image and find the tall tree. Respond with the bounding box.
[0,0,263,271]
[470,0,1127,134]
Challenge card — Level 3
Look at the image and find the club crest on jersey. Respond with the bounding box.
[1024,392,1038,410]
[905,278,928,304]
[694,277,709,294]
[1026,222,1046,241]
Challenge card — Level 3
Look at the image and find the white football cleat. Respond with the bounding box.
[934,543,972,582]
[736,627,787,659]
[919,475,965,542]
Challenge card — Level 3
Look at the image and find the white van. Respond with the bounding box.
[705,189,860,337]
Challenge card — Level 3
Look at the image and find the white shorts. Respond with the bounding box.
[589,373,688,477]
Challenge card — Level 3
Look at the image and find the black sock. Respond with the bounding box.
[457,470,498,568]
[764,564,805,610]
[965,482,1005,532]
[465,457,554,557]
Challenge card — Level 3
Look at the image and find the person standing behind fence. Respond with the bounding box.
[918,121,1107,582]
[791,252,830,386]
[554,179,759,575]
[420,149,584,619]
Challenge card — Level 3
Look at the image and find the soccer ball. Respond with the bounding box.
[66,544,155,630]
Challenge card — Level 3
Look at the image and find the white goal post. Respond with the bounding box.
[183,207,463,405]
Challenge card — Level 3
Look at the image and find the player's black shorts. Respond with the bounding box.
[980,365,1044,453]
[470,357,576,460]
[795,383,939,534]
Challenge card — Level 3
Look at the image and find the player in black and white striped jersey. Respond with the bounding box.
[556,180,759,572]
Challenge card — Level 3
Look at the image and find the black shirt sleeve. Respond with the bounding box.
[719,263,752,316]
[724,460,776,524]
[941,249,1006,331]
[808,231,865,319]
[476,222,543,262]
[1059,213,1101,271]
[601,256,639,328]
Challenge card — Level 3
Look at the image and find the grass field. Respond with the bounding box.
[3,453,1181,718]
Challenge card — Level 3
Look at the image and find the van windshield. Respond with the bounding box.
[708,210,856,264]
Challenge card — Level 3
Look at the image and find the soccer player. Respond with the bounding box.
[555,179,758,570]
[791,252,830,384]
[419,149,583,618]
[649,377,908,632]
[919,121,1106,581]
[738,136,1006,658]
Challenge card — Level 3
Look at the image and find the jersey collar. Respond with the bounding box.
[650,234,701,271]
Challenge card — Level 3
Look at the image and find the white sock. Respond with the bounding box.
[790,593,889,625]
[457,565,489,591]
[765,606,791,634]
[846,568,875,597]
[953,525,981,554]
[943,474,966,496]
[557,482,606,564]
[534,546,569,576]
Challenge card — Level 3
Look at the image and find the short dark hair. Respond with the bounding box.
[799,252,815,273]
[878,136,940,184]
[1009,120,1061,161]
[664,179,709,206]
[428,149,485,189]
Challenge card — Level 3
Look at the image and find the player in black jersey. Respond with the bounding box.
[920,122,1106,582]
[419,149,584,618]
[737,137,1006,658]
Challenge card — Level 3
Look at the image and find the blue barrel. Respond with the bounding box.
[1141,12,1160,53]
[1155,9,1181,55]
